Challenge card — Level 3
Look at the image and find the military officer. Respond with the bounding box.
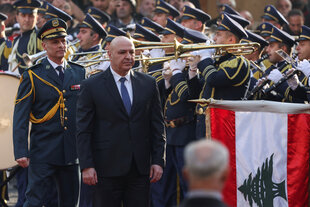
[0,12,12,71]
[190,13,250,139]
[153,0,180,27]
[257,22,275,40]
[13,18,85,207]
[261,5,288,29]
[180,6,211,33]
[9,0,42,75]
[43,3,72,23]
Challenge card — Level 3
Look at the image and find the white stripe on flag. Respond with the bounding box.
[235,112,288,207]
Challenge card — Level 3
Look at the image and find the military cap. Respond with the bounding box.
[218,4,240,16]
[181,28,208,44]
[133,24,160,42]
[257,22,275,37]
[181,5,211,24]
[217,13,247,39]
[13,0,41,14]
[38,1,48,14]
[87,7,111,24]
[141,17,164,34]
[79,14,107,39]
[154,0,180,18]
[297,25,310,41]
[162,19,185,38]
[223,12,250,28]
[241,31,269,49]
[37,18,67,40]
[0,13,8,21]
[261,5,288,26]
[268,26,295,47]
[44,3,72,22]
[105,25,126,42]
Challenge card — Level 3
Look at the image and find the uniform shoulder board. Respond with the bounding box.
[26,61,42,71]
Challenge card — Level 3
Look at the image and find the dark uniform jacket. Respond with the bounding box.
[0,37,12,71]
[76,68,166,177]
[180,197,228,207]
[13,28,42,75]
[189,54,250,139]
[13,57,85,165]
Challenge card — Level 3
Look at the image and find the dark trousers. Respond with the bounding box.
[93,161,150,207]
[24,163,79,207]
[151,145,188,207]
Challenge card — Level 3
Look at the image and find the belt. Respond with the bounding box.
[165,116,192,128]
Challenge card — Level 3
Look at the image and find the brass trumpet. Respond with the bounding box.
[23,51,47,66]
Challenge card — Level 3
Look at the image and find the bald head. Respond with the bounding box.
[109,36,135,52]
[108,36,135,76]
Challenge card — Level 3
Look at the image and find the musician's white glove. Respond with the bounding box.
[97,61,110,71]
[169,59,186,75]
[267,69,283,83]
[296,59,310,78]
[142,49,150,56]
[149,48,165,58]
[287,74,299,90]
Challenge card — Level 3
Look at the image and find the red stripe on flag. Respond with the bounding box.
[287,114,310,207]
[210,108,237,207]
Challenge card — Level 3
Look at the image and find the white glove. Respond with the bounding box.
[267,69,283,83]
[142,49,150,56]
[190,48,215,60]
[296,59,310,78]
[97,61,110,71]
[149,48,165,58]
[169,59,186,75]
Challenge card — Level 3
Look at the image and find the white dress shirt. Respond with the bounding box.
[47,57,65,75]
[110,67,133,104]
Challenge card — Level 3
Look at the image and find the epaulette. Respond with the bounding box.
[26,62,42,71]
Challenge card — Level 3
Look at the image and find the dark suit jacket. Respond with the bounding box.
[76,68,166,177]
[180,197,228,207]
[13,57,85,165]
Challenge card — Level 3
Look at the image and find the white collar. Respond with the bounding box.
[47,57,65,70]
[110,66,132,82]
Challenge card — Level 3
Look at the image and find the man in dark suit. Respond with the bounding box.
[76,36,166,207]
[181,139,229,207]
[13,18,85,207]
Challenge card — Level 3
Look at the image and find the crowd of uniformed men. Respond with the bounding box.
[0,0,310,206]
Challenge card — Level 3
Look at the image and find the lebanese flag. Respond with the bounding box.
[204,100,310,207]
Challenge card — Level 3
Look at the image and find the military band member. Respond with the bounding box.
[74,14,107,62]
[153,0,180,27]
[256,26,298,102]
[43,3,73,23]
[190,13,250,139]
[13,18,85,207]
[224,12,250,29]
[0,12,12,71]
[152,29,209,207]
[286,25,310,101]
[241,31,269,79]
[141,17,164,36]
[261,5,288,29]
[206,4,240,27]
[9,0,42,75]
[36,1,48,30]
[180,6,211,33]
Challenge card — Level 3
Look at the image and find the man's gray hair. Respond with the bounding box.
[184,139,229,179]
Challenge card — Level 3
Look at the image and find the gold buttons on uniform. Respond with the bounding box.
[64,98,66,101]
[64,108,68,111]
[65,117,68,121]
[64,127,68,130]
[198,108,204,115]
[62,90,66,93]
